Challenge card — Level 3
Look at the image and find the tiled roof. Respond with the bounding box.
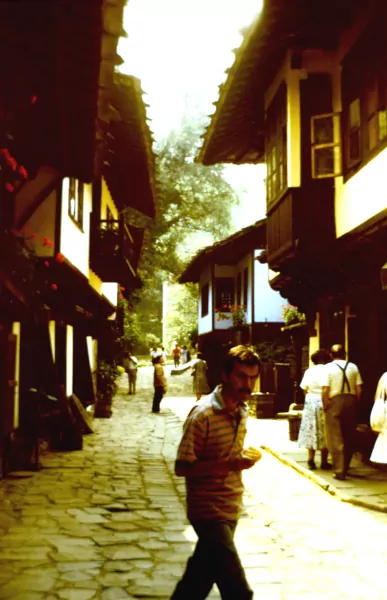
[179,218,267,283]
[197,0,357,166]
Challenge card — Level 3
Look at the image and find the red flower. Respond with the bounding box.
[215,308,219,313]
[223,304,228,309]
[31,95,37,104]
[51,283,58,291]
[118,294,124,300]
[119,285,126,291]
[43,236,53,247]
[5,183,14,192]
[44,260,50,267]
[29,232,36,239]
[55,252,65,264]
[18,166,28,179]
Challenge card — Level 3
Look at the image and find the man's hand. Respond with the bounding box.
[228,457,255,472]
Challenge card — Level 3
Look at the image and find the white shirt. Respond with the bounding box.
[300,364,326,395]
[321,360,362,398]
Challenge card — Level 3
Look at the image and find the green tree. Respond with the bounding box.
[123,117,240,349]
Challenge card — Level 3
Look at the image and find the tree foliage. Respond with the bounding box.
[123,117,240,350]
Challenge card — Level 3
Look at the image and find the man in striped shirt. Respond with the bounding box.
[170,345,261,600]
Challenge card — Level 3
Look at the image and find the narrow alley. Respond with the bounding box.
[1,368,387,600]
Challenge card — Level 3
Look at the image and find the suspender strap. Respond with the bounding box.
[335,362,350,393]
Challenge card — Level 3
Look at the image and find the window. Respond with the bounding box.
[68,177,84,228]
[201,283,209,317]
[266,85,287,205]
[311,113,342,178]
[243,267,248,306]
[348,99,361,166]
[341,20,387,176]
[365,79,387,151]
[215,278,234,310]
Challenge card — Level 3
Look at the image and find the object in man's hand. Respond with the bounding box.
[243,446,262,462]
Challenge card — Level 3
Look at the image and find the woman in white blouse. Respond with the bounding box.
[298,349,332,470]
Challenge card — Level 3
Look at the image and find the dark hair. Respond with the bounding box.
[223,345,261,376]
[311,349,331,365]
[152,354,162,365]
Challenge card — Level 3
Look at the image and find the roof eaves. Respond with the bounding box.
[179,218,267,284]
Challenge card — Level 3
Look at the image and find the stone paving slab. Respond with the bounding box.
[1,368,387,599]
[246,416,387,512]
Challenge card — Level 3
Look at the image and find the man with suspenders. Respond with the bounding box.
[322,344,363,480]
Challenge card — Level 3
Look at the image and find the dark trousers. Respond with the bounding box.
[128,370,137,394]
[170,519,253,600]
[152,386,164,413]
[325,394,357,476]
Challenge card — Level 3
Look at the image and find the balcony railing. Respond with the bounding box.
[90,217,136,283]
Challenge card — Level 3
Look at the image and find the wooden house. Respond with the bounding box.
[198,0,387,418]
[0,1,156,473]
[179,219,283,388]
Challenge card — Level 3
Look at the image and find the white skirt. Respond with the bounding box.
[370,430,387,464]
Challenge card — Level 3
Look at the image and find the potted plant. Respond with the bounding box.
[94,360,119,418]
[281,304,306,326]
[215,304,247,326]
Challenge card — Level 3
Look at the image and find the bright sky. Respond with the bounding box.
[119,0,266,230]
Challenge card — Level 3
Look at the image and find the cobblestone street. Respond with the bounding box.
[1,367,387,600]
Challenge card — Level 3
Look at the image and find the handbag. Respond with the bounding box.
[370,388,387,433]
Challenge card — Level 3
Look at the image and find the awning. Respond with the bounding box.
[180,219,266,283]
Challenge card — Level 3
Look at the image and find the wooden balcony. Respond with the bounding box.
[90,217,136,284]
[267,181,335,271]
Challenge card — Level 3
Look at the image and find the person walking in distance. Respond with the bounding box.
[170,345,262,600]
[191,351,210,401]
[152,355,167,414]
[322,344,362,480]
[172,344,181,368]
[126,351,138,395]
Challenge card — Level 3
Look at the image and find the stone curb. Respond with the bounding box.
[261,445,387,514]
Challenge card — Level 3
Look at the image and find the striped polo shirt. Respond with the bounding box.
[176,385,248,521]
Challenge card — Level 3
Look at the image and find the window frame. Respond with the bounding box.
[341,20,387,180]
[311,112,342,179]
[215,277,234,311]
[68,177,84,230]
[243,267,248,306]
[265,84,288,207]
[201,282,209,318]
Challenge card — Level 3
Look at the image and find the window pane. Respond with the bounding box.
[315,147,334,176]
[267,177,272,201]
[349,129,361,163]
[349,99,361,128]
[368,114,378,150]
[379,110,387,140]
[313,116,334,144]
[366,80,378,117]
